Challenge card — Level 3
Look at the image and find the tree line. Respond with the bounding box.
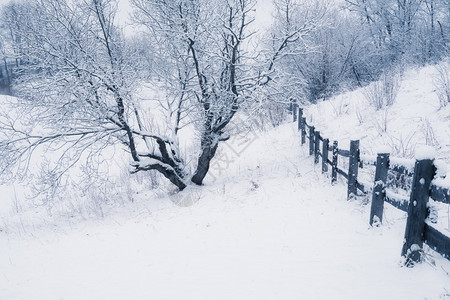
[0,0,447,194]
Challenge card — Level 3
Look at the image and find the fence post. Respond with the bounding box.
[314,131,320,164]
[309,126,315,155]
[293,103,298,122]
[301,117,306,145]
[331,141,338,184]
[401,156,435,266]
[298,107,303,131]
[347,140,360,200]
[369,153,389,226]
[322,138,329,173]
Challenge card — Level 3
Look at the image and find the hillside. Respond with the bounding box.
[304,62,450,165]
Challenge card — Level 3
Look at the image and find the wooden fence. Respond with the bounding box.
[294,106,450,266]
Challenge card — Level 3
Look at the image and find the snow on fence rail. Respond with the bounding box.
[295,106,450,267]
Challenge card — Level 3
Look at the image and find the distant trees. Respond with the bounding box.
[268,0,448,104]
[344,0,449,65]
[0,2,21,94]
[262,0,332,103]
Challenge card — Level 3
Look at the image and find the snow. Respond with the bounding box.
[375,145,391,154]
[371,215,381,227]
[1,121,450,300]
[134,157,174,172]
[253,0,275,31]
[360,154,377,165]
[374,180,385,188]
[435,159,448,179]
[410,244,422,252]
[415,145,437,160]
[390,157,416,171]
[386,190,409,204]
[433,176,450,190]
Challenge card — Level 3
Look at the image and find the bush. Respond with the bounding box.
[364,71,401,110]
[434,62,450,108]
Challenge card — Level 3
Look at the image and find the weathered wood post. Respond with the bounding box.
[322,138,329,173]
[369,153,389,226]
[301,117,306,145]
[309,126,315,155]
[331,141,338,184]
[347,140,360,200]
[314,131,320,164]
[298,107,303,131]
[401,152,435,266]
[293,103,298,122]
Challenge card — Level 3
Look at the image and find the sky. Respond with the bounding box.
[254,0,275,30]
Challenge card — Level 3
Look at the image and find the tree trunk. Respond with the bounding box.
[134,138,188,191]
[158,165,187,190]
[191,135,219,185]
[134,160,187,191]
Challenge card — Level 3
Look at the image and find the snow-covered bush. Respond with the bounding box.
[364,71,401,110]
[434,63,450,108]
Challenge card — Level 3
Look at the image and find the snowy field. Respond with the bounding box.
[1,120,450,299]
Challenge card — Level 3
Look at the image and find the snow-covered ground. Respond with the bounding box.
[1,63,450,299]
[1,120,450,299]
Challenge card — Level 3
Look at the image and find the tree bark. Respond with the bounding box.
[156,165,187,190]
[191,134,219,185]
[136,162,187,190]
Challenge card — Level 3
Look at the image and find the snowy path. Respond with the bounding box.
[1,123,450,299]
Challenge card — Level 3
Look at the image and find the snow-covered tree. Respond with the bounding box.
[132,0,263,185]
[2,0,305,194]
[344,0,449,65]
[0,0,189,190]
[262,0,333,103]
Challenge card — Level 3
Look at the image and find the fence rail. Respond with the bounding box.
[296,107,450,266]
[430,184,450,204]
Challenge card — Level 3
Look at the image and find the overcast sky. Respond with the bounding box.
[0,0,10,8]
[254,0,275,30]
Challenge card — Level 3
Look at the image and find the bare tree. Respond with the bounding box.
[344,0,449,64]
[262,0,332,103]
[132,0,263,185]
